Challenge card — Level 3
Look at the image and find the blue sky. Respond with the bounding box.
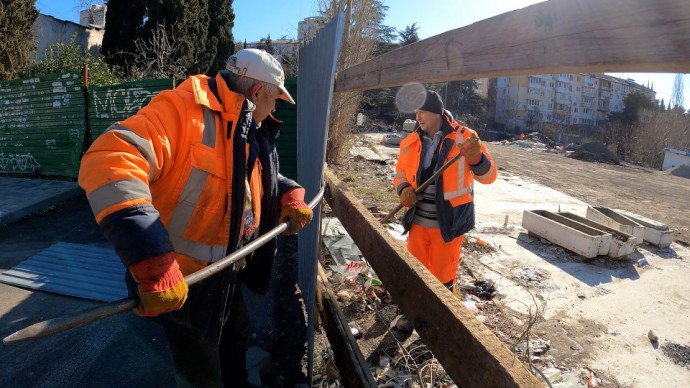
[35,0,689,109]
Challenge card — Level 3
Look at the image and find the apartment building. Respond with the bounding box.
[495,73,655,142]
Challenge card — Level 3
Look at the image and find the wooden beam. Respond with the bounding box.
[323,168,542,387]
[316,263,377,387]
[334,0,690,92]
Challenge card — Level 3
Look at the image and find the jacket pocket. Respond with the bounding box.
[183,143,229,244]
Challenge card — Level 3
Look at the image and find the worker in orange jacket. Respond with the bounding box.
[79,49,313,386]
[393,91,497,330]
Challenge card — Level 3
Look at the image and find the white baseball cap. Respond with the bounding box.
[226,48,295,104]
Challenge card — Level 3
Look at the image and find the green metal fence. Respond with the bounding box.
[87,78,175,144]
[0,73,86,178]
[0,73,298,180]
[274,78,298,181]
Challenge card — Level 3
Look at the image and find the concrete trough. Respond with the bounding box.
[558,212,637,259]
[522,210,611,259]
[585,206,645,245]
[614,209,674,248]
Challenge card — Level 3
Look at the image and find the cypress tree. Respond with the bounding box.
[207,0,235,75]
[101,0,149,73]
[102,0,234,77]
[0,0,39,80]
[147,0,211,75]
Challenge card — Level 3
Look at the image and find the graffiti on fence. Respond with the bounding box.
[0,151,41,172]
[92,88,158,119]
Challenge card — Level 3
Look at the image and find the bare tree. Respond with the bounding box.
[604,107,690,169]
[634,108,690,168]
[672,73,685,110]
[318,0,391,164]
[127,23,190,81]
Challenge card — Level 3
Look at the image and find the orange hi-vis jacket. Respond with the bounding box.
[79,71,263,274]
[393,115,497,242]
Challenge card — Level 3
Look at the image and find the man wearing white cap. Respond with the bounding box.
[79,48,312,386]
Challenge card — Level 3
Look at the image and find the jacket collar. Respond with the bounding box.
[260,114,282,138]
[187,72,252,123]
[415,112,457,139]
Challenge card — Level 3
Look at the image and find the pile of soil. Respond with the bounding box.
[664,164,690,179]
[567,142,620,165]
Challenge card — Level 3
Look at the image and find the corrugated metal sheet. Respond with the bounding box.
[0,72,86,178]
[350,146,386,162]
[87,78,174,144]
[296,13,345,378]
[275,78,298,180]
[0,242,126,302]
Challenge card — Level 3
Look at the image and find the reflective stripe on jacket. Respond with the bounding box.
[393,115,497,242]
[79,72,262,270]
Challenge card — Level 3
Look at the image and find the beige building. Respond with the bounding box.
[34,10,105,61]
[495,73,655,142]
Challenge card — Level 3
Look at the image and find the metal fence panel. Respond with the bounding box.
[0,73,85,178]
[87,78,174,144]
[296,12,344,378]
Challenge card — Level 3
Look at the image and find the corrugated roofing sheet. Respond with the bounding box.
[0,242,126,302]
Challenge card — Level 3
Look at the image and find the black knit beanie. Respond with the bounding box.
[419,91,444,114]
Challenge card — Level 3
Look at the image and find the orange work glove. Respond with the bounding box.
[399,186,418,208]
[279,187,313,235]
[128,252,188,317]
[458,132,483,165]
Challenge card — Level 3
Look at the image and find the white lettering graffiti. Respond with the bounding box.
[0,151,41,172]
[92,88,157,119]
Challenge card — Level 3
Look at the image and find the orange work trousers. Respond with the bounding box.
[407,223,464,289]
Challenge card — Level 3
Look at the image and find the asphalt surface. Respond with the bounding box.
[0,176,309,387]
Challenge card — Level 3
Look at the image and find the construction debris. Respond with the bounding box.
[522,203,678,259]
[614,209,674,248]
[661,342,690,367]
[566,142,620,165]
[558,212,636,258]
[349,146,386,164]
[522,210,613,259]
[586,206,645,244]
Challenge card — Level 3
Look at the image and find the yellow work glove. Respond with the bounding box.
[279,187,313,235]
[458,132,483,165]
[399,186,418,208]
[128,252,188,317]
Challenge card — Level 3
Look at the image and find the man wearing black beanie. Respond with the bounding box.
[392,90,497,331]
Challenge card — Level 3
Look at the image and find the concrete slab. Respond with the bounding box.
[557,212,636,259]
[522,210,610,259]
[585,206,645,244]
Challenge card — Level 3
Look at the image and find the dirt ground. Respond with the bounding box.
[318,132,690,387]
[488,143,690,244]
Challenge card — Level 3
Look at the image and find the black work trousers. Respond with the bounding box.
[163,285,250,387]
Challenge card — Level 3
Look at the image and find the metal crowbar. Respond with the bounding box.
[3,187,324,344]
[380,150,465,224]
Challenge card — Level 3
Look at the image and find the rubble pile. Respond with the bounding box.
[566,142,620,165]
